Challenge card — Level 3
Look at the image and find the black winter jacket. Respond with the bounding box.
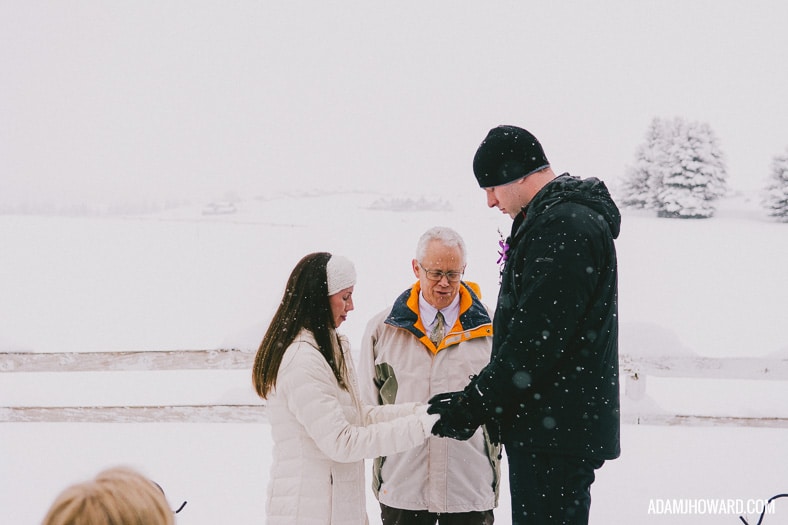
[470,173,621,460]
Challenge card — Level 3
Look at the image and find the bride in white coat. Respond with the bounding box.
[253,252,439,525]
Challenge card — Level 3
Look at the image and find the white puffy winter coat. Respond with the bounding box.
[265,329,430,525]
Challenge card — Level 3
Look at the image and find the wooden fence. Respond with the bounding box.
[620,353,788,428]
[0,349,264,423]
[2,350,788,426]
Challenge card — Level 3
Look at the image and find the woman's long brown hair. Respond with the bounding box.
[252,252,348,399]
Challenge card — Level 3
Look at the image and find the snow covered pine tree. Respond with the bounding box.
[620,117,670,210]
[622,117,728,218]
[762,146,788,222]
[656,118,727,218]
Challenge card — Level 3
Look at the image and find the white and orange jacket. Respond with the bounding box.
[358,281,501,514]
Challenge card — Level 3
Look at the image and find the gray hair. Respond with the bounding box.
[415,226,467,264]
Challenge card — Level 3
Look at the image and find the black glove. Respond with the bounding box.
[427,389,481,441]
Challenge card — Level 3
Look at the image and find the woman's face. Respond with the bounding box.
[329,286,355,327]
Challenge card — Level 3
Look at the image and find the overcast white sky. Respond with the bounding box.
[2,1,787,207]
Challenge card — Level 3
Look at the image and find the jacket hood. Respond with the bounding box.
[524,173,621,239]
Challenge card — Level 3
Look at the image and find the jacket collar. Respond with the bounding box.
[384,281,492,352]
[293,328,349,356]
[513,173,621,240]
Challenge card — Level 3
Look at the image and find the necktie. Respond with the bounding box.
[430,311,445,345]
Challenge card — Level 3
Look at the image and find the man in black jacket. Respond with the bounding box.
[428,125,621,525]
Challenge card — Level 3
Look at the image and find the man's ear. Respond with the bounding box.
[411,259,420,279]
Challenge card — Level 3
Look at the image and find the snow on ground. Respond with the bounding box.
[2,421,787,524]
[1,188,787,524]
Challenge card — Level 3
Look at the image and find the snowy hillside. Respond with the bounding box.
[1,189,787,524]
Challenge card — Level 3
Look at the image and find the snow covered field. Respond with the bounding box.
[2,188,787,524]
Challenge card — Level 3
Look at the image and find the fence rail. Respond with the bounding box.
[0,404,265,423]
[0,349,254,373]
[620,353,788,428]
[2,350,788,426]
[620,354,788,384]
[0,349,262,423]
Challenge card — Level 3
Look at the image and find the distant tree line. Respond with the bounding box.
[367,196,452,212]
[619,116,788,221]
[0,199,190,217]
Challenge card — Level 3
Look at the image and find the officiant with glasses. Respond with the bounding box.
[358,226,500,525]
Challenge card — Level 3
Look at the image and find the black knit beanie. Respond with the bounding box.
[472,125,550,188]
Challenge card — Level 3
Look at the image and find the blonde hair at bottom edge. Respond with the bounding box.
[41,466,174,525]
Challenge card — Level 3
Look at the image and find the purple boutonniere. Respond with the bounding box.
[497,238,509,264]
[497,229,509,283]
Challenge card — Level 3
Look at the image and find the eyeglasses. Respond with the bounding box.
[419,263,464,283]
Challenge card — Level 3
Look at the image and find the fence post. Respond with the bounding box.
[625,370,646,401]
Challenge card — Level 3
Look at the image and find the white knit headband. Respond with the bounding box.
[326,255,356,295]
